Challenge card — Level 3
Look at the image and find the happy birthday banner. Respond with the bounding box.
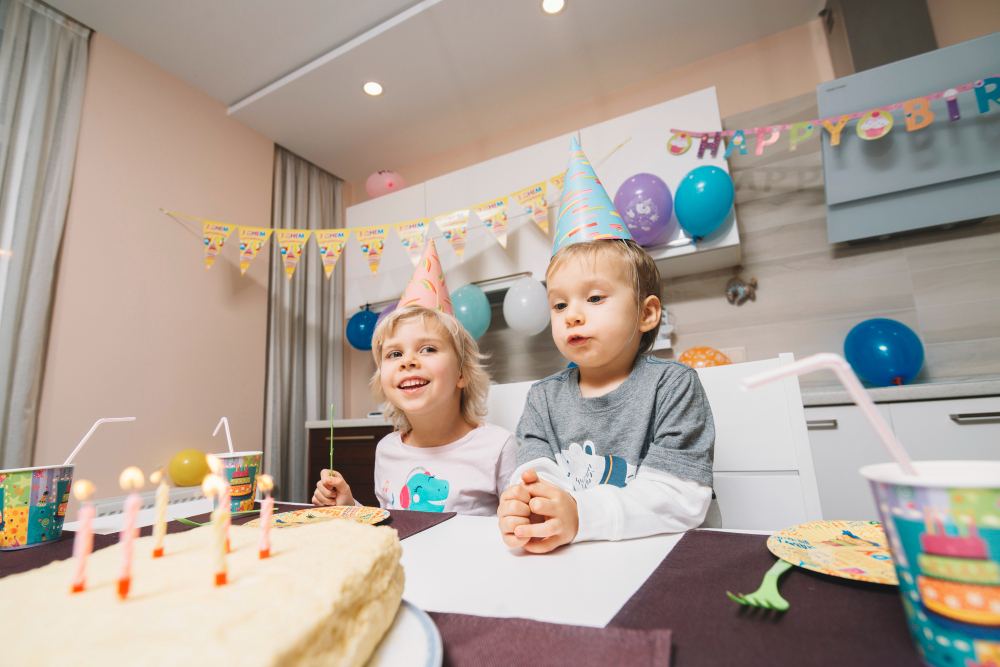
[669,74,1000,158]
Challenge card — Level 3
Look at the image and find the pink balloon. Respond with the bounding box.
[365,171,406,199]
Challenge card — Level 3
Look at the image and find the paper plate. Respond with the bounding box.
[366,600,443,667]
[767,520,898,586]
[243,506,389,529]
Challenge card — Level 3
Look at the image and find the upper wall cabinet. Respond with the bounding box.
[344,87,741,314]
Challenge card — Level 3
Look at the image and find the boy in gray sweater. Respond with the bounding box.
[497,238,716,552]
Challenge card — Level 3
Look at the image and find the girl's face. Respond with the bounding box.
[379,318,466,422]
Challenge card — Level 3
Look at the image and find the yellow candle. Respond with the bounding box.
[150,469,168,558]
[258,474,274,559]
[202,474,227,586]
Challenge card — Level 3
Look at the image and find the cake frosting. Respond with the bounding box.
[0,519,404,666]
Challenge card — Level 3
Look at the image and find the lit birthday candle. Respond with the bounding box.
[150,468,168,558]
[117,467,144,600]
[201,474,228,586]
[206,455,231,554]
[258,474,274,559]
[70,480,96,593]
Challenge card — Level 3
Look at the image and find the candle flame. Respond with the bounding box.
[119,467,144,491]
[259,474,273,494]
[206,454,221,475]
[201,473,225,499]
[72,479,95,501]
[150,468,166,485]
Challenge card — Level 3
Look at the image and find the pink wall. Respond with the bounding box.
[34,33,274,504]
[927,0,1000,48]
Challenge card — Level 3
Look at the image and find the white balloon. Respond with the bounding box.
[502,277,550,336]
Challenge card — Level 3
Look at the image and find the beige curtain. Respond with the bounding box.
[0,0,90,468]
[264,147,344,502]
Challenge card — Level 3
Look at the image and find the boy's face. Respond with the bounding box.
[379,318,466,420]
[547,254,650,370]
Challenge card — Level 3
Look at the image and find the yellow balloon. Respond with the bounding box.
[169,449,210,487]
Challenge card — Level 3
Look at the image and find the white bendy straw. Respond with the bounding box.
[63,418,137,465]
[213,417,234,453]
[742,353,918,477]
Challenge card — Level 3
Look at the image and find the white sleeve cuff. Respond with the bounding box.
[509,457,574,491]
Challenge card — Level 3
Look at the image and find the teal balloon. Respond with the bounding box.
[674,166,734,239]
[452,284,491,339]
[844,319,924,387]
[346,310,378,350]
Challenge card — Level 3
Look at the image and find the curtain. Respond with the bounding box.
[0,0,90,469]
[264,146,344,502]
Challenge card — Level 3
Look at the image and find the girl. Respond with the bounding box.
[312,304,517,515]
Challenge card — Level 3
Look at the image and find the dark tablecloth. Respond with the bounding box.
[0,504,453,580]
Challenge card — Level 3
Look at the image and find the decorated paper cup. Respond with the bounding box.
[0,465,75,550]
[211,452,262,512]
[863,461,1000,667]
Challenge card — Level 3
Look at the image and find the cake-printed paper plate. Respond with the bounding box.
[767,520,898,586]
[244,506,389,529]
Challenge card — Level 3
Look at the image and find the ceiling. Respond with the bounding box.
[48,0,825,183]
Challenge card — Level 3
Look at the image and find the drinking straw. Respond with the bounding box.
[213,417,235,453]
[742,352,918,476]
[63,418,137,465]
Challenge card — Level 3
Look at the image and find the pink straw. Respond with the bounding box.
[742,353,917,476]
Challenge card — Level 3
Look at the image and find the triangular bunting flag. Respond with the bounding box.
[398,240,453,315]
[238,226,273,275]
[511,181,549,234]
[314,229,350,279]
[549,173,565,192]
[275,229,312,280]
[433,210,470,261]
[474,198,509,248]
[394,219,430,267]
[355,225,388,278]
[203,221,234,270]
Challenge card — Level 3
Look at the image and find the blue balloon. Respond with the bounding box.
[452,284,491,339]
[844,319,924,386]
[346,310,378,350]
[674,166,734,239]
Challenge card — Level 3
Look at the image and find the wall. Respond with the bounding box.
[927,0,1000,48]
[34,33,274,505]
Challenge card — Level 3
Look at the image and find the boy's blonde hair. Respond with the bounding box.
[546,238,662,356]
[370,305,490,433]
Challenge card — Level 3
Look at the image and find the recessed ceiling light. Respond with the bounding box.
[363,82,383,96]
[542,0,565,14]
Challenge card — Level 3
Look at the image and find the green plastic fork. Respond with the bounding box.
[727,559,793,611]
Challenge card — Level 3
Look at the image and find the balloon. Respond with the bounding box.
[347,309,378,350]
[452,284,491,339]
[678,347,731,369]
[613,173,674,246]
[845,319,924,386]
[365,170,406,199]
[375,301,398,328]
[502,277,549,336]
[674,166,734,239]
[169,449,210,487]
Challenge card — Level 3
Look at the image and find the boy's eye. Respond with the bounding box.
[386,351,401,359]
[552,302,567,312]
[587,295,606,304]
[420,346,437,354]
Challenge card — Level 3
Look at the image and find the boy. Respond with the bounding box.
[497,139,716,553]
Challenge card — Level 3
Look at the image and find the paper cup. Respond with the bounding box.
[863,461,1000,666]
[0,465,75,550]
[211,452,262,512]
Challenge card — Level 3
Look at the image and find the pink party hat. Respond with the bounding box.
[551,136,632,255]
[398,240,454,315]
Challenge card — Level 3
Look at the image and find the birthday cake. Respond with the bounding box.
[0,519,404,666]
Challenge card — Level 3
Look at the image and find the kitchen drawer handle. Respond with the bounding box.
[806,419,838,430]
[325,435,377,441]
[949,412,1000,424]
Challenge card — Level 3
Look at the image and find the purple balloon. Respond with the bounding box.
[376,301,398,327]
[614,173,674,247]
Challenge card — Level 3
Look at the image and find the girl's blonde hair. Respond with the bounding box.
[370,305,490,433]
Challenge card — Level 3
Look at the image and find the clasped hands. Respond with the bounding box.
[497,469,579,553]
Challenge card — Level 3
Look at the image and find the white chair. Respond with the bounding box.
[484,353,821,531]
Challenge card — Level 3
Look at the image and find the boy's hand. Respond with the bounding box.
[311,469,354,507]
[513,469,579,553]
[497,474,536,548]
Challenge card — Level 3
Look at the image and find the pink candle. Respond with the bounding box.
[70,480,96,594]
[117,467,144,600]
[202,474,228,586]
[258,474,274,559]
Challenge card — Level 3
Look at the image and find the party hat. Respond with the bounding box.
[398,239,454,315]
[551,137,632,255]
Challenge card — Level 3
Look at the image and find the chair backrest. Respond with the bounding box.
[484,354,821,531]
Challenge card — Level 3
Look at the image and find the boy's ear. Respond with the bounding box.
[638,295,661,334]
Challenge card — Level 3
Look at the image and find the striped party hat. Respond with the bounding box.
[398,239,454,315]
[551,136,632,255]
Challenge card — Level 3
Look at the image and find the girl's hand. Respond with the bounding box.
[312,469,355,507]
[512,469,579,553]
[497,469,547,548]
